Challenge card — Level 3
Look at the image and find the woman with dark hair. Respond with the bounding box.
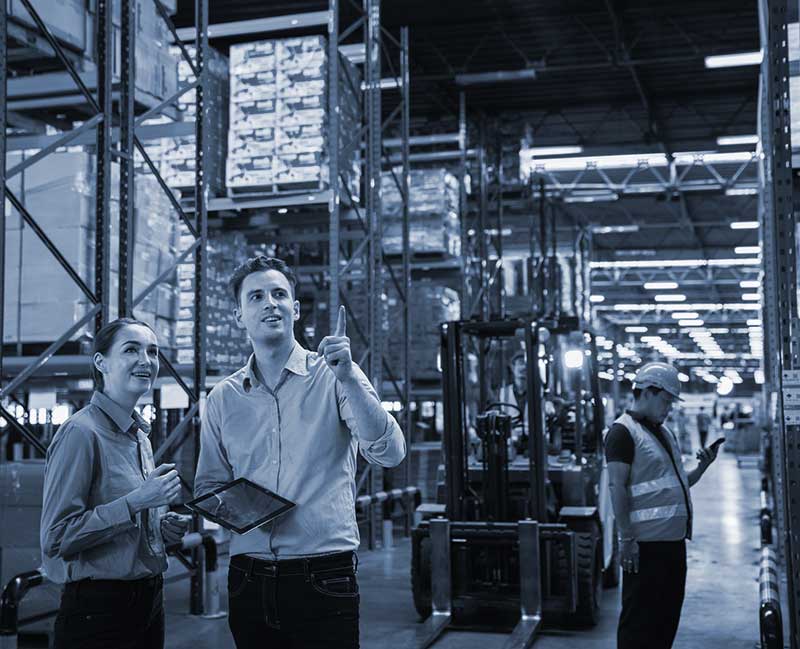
[40,317,190,649]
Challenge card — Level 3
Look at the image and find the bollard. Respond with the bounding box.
[0,570,45,649]
[200,533,225,619]
[759,547,783,649]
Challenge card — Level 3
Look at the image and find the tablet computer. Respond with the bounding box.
[186,478,296,534]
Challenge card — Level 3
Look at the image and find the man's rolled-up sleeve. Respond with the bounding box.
[40,423,134,560]
[195,390,235,497]
[338,365,407,468]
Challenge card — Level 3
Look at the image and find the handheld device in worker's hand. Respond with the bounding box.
[709,437,726,451]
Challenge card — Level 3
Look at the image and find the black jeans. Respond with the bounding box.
[618,540,687,649]
[228,552,359,649]
[698,428,709,448]
[53,574,164,649]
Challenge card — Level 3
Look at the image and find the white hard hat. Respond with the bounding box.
[633,362,683,401]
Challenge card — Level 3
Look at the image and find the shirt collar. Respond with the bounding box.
[627,409,660,431]
[90,391,151,435]
[243,342,310,391]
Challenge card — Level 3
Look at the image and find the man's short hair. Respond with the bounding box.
[228,256,298,306]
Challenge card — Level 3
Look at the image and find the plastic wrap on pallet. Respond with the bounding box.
[3,149,179,348]
[381,168,461,256]
[226,35,360,197]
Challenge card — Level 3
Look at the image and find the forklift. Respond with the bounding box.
[410,315,618,648]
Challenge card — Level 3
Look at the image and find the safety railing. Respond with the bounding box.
[0,532,225,648]
[356,485,420,549]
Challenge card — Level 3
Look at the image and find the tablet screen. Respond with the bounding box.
[186,478,296,534]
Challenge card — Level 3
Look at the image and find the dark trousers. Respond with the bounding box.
[53,574,164,649]
[228,551,359,649]
[618,541,686,649]
[698,428,709,448]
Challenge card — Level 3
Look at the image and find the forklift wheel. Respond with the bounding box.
[411,535,432,619]
[573,522,603,627]
[602,522,620,589]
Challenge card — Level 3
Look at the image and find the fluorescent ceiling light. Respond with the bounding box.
[644,281,678,290]
[740,280,760,288]
[679,319,705,327]
[746,318,761,326]
[609,302,761,312]
[704,50,763,68]
[641,336,662,342]
[755,369,765,384]
[590,258,760,269]
[654,294,687,302]
[702,374,719,383]
[734,246,761,255]
[522,146,583,157]
[625,326,648,333]
[589,295,605,303]
[716,376,734,395]
[730,220,759,228]
[592,224,640,234]
[678,372,690,382]
[717,135,759,146]
[726,188,759,197]
[456,68,537,85]
[671,312,700,319]
[708,328,730,334]
[742,293,761,301]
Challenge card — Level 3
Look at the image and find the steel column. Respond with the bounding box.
[327,0,341,330]
[0,0,6,386]
[761,0,800,645]
[458,92,469,319]
[94,0,112,329]
[190,0,209,617]
[118,0,135,316]
[400,26,411,487]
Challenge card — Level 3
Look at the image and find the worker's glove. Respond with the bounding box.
[620,537,639,574]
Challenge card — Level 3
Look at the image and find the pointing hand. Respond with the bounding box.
[317,305,355,382]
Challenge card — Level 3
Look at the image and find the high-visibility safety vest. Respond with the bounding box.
[612,413,693,542]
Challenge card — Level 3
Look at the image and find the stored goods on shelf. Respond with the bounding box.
[381,168,461,256]
[3,150,178,350]
[226,35,360,196]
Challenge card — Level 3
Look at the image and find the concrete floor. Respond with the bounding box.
[160,448,761,649]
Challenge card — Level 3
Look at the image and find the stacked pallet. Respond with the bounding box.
[174,230,251,374]
[385,281,460,380]
[160,45,230,196]
[3,150,179,353]
[381,168,460,256]
[226,36,360,195]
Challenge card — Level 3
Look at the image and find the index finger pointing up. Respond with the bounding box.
[335,305,347,337]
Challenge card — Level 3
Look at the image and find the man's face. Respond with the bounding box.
[643,388,676,424]
[234,269,299,346]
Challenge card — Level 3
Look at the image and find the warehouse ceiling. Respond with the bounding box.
[175,0,764,389]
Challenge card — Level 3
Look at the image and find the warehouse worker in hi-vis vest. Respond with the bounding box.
[605,362,720,649]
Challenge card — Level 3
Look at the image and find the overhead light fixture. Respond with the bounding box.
[717,134,760,146]
[708,328,730,334]
[589,295,605,303]
[725,189,759,197]
[455,68,537,86]
[609,302,761,311]
[644,281,679,290]
[592,224,640,234]
[746,318,761,326]
[730,220,759,229]
[755,369,765,384]
[716,376,734,395]
[625,326,648,333]
[704,50,763,69]
[672,312,700,319]
[740,280,760,288]
[679,319,705,327]
[678,372,690,382]
[742,293,761,301]
[564,349,584,369]
[564,191,619,203]
[590,258,760,269]
[734,246,761,255]
[522,145,583,157]
[654,294,687,302]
